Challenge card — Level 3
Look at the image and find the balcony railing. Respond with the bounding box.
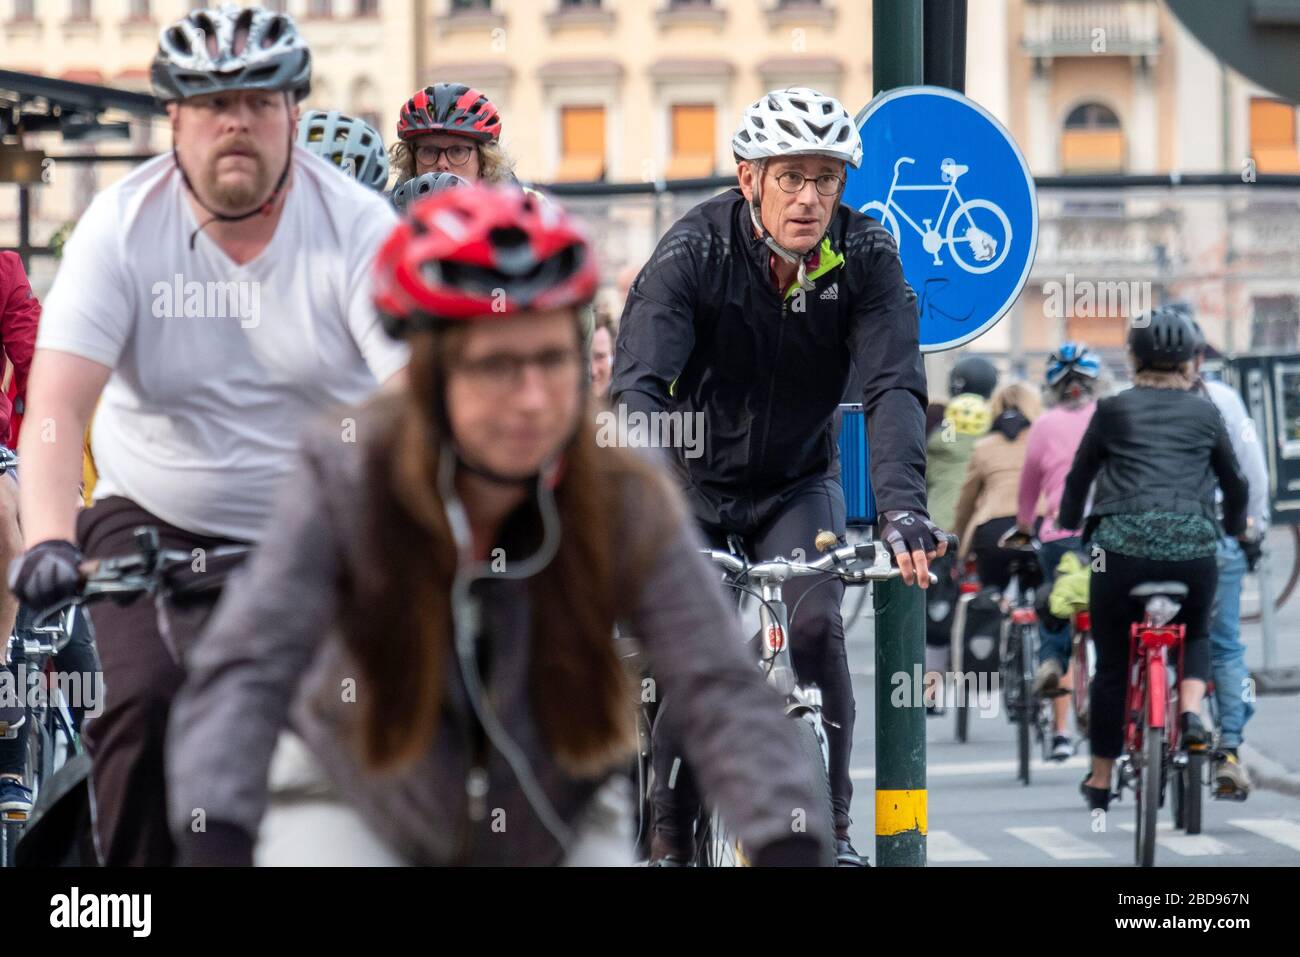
[1022,0,1160,58]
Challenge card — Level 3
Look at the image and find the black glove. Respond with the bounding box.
[8,539,83,610]
[1240,536,1263,573]
[878,510,953,559]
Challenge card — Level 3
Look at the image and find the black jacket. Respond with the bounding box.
[610,188,928,533]
[1057,386,1249,540]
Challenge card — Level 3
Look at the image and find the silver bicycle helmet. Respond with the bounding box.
[298,110,390,192]
[390,171,468,213]
[151,4,312,103]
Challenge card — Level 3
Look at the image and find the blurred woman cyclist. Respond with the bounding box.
[166,185,832,867]
[1015,342,1102,757]
[1058,307,1249,812]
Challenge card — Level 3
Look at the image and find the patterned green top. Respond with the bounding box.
[1091,511,1219,562]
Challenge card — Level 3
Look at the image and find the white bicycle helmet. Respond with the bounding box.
[298,110,390,192]
[731,87,862,169]
[151,4,311,103]
[731,88,862,287]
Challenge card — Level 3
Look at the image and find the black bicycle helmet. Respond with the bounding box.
[1129,305,1197,371]
[389,171,468,213]
[948,354,998,399]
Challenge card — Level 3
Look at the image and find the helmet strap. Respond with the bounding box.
[747,160,831,292]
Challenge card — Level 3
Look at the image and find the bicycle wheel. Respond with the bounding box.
[1170,757,1186,830]
[1072,633,1091,738]
[1136,725,1162,867]
[790,715,836,866]
[1183,751,1204,835]
[1016,626,1033,785]
[695,809,744,868]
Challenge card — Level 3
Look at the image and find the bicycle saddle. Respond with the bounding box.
[940,159,969,182]
[1128,581,1189,600]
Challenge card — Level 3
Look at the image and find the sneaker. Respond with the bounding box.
[0,777,33,818]
[1180,711,1209,751]
[834,836,869,867]
[1050,734,1073,762]
[1033,659,1063,696]
[1213,750,1251,800]
[1080,775,1110,812]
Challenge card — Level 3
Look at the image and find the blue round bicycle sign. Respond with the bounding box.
[844,86,1038,353]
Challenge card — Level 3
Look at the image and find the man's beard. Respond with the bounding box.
[200,142,274,214]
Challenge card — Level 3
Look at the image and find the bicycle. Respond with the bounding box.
[859,156,1012,275]
[685,534,935,866]
[1111,581,1203,867]
[7,525,249,866]
[994,529,1059,785]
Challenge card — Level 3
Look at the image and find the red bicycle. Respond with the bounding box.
[1068,609,1093,737]
[1113,581,1204,867]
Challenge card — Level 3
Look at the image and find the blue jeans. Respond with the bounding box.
[1037,537,1082,670]
[1209,536,1254,749]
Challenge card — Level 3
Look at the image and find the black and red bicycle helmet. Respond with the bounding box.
[374,184,597,335]
[396,83,502,143]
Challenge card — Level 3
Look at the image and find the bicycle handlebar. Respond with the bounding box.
[703,539,938,586]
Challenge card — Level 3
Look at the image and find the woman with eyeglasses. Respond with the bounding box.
[390,83,515,186]
[166,185,832,867]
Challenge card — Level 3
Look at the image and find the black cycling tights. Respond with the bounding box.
[651,477,854,854]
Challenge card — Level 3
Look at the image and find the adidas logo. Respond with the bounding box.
[820,283,839,301]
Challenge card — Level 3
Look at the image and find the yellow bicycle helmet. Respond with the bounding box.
[944,393,992,437]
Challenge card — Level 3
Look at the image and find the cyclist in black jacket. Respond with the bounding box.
[611,87,949,866]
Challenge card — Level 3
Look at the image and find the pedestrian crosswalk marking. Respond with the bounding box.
[1228,818,1300,853]
[1006,826,1113,860]
[1116,821,1243,856]
[850,755,1088,780]
[928,830,990,862]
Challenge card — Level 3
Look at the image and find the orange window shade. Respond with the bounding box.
[1250,98,1300,173]
[1060,129,1124,173]
[667,103,715,179]
[1066,314,1126,348]
[556,106,605,181]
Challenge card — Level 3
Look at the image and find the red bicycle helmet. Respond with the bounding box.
[374,184,597,335]
[397,83,502,143]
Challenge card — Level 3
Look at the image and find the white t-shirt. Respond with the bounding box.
[38,147,409,542]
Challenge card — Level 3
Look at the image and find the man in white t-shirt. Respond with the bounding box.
[8,4,407,865]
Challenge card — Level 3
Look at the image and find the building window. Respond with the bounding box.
[308,0,333,16]
[1250,97,1300,174]
[560,0,601,6]
[127,0,149,19]
[356,0,378,15]
[69,0,91,21]
[265,0,286,11]
[667,103,714,179]
[13,0,36,19]
[1060,102,1124,173]
[1252,295,1299,351]
[556,105,605,181]
[451,0,491,11]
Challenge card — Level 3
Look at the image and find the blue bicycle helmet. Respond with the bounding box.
[1045,342,1101,387]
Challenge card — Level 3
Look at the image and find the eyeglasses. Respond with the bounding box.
[414,142,475,167]
[770,170,845,197]
[455,347,582,392]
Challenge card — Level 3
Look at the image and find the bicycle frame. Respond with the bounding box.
[1123,619,1187,754]
[881,157,966,241]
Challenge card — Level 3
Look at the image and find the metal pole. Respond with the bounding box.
[872,0,928,868]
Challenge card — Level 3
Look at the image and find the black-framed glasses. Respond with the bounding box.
[455,347,583,392]
[414,142,475,167]
[771,170,844,197]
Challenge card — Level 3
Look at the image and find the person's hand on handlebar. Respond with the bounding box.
[878,510,953,589]
[8,539,83,610]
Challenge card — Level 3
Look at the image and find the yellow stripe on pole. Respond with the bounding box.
[876,789,928,836]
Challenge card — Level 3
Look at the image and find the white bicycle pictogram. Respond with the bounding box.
[860,156,1012,275]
